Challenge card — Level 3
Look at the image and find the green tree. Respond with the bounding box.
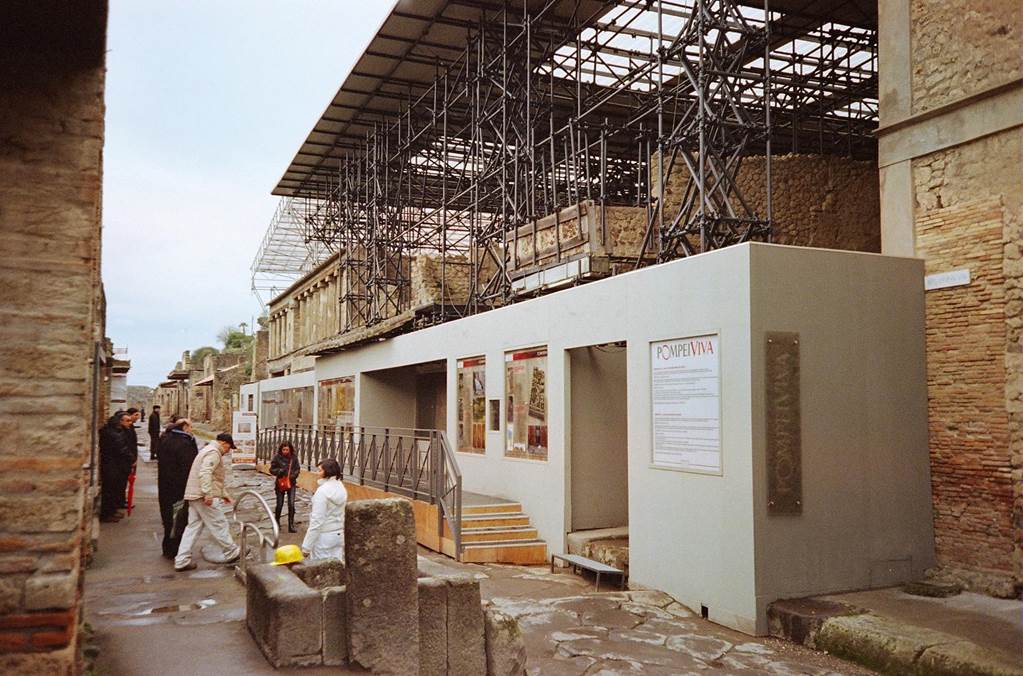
[218,324,255,354]
[191,345,219,366]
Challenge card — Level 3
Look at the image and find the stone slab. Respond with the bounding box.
[565,527,628,556]
[293,559,346,589]
[445,575,486,675]
[483,604,527,676]
[321,586,347,666]
[344,498,419,675]
[246,563,323,668]
[767,597,862,648]
[418,577,447,676]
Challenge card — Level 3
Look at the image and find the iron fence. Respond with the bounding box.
[257,424,463,560]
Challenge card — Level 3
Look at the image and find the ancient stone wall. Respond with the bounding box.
[0,4,108,672]
[912,128,1023,594]
[411,253,472,308]
[652,153,881,253]
[910,0,1021,115]
[251,329,269,382]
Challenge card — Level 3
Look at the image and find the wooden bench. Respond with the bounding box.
[550,553,626,591]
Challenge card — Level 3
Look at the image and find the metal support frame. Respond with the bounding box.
[257,0,877,331]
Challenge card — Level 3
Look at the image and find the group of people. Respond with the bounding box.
[270,441,348,562]
[103,404,348,570]
[99,408,142,522]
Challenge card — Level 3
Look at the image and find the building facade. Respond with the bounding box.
[877,0,1021,596]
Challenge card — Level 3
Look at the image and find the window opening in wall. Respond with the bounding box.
[489,399,500,432]
[247,394,254,411]
[505,347,548,461]
[457,357,486,453]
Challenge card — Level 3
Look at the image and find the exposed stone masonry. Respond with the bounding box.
[652,152,881,253]
[0,4,109,673]
[910,0,1021,115]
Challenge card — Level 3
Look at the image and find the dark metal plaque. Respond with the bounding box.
[766,332,802,515]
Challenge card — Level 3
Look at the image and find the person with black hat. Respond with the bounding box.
[174,432,240,571]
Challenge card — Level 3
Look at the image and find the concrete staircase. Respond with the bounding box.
[456,502,548,564]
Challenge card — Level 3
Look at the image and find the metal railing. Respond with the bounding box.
[257,424,463,560]
[231,489,280,584]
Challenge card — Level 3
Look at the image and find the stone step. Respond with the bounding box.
[461,540,548,565]
[462,503,523,515]
[458,514,530,528]
[461,527,539,543]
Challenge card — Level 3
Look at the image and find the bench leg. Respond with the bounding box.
[595,571,601,592]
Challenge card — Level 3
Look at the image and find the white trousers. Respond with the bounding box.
[174,499,239,568]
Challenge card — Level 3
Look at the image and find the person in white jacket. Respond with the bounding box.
[301,458,347,561]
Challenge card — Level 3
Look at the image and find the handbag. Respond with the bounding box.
[276,457,293,492]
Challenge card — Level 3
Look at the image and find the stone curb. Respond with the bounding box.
[769,600,1023,676]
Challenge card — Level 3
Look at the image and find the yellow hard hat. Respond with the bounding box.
[272,544,304,566]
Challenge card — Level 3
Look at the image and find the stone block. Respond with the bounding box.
[418,577,447,676]
[246,563,323,668]
[321,586,348,666]
[293,558,346,589]
[483,604,527,676]
[344,498,419,675]
[445,575,486,675]
[24,572,76,610]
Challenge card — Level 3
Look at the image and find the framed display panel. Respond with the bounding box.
[318,376,355,429]
[505,347,548,461]
[260,386,314,427]
[649,333,722,475]
[456,357,486,453]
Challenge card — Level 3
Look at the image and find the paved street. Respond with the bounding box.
[85,448,870,675]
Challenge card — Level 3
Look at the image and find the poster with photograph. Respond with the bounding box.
[231,411,258,467]
[650,334,721,473]
[457,357,486,453]
[505,348,548,460]
[318,376,355,430]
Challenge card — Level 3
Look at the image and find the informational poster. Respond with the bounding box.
[457,357,486,453]
[505,348,548,460]
[318,376,355,430]
[650,334,721,473]
[231,411,258,467]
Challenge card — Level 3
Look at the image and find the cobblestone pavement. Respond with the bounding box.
[87,452,870,675]
[419,553,873,676]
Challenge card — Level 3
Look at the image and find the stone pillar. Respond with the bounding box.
[344,498,419,674]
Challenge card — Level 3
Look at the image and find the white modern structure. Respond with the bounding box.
[243,243,936,634]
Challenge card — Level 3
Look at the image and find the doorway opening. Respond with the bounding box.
[568,343,629,570]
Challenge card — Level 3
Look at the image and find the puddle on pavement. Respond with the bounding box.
[128,599,217,615]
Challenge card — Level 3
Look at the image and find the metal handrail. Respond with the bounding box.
[256,423,464,560]
[231,489,280,583]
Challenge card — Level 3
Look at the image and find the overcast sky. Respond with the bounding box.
[102,1,393,387]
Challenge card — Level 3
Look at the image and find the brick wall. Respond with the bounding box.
[912,128,1023,594]
[0,4,109,672]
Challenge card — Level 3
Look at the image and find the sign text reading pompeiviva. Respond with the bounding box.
[656,337,715,360]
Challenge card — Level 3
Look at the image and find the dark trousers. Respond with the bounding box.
[101,462,130,516]
[150,433,160,460]
[274,487,296,527]
[158,495,181,558]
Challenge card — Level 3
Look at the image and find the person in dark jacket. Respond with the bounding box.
[148,405,162,461]
[269,441,301,533]
[99,412,134,522]
[157,418,199,558]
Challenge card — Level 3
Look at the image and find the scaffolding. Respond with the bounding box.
[262,0,878,335]
[251,197,336,308]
